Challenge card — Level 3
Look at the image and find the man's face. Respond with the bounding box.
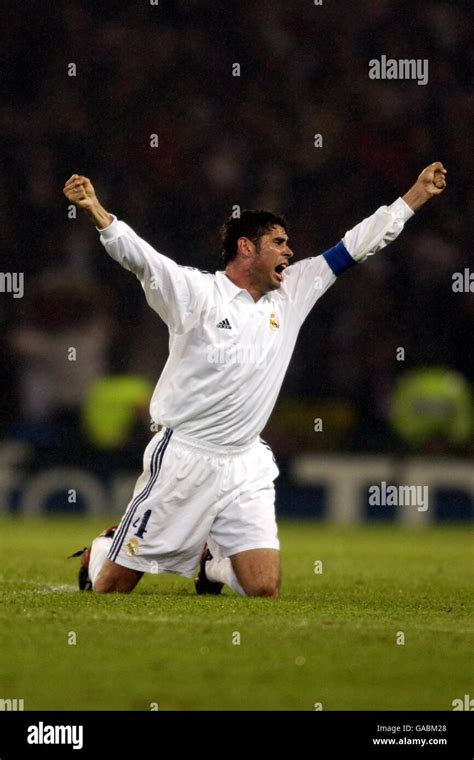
[247,225,294,293]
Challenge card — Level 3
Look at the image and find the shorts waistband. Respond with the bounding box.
[169,429,260,456]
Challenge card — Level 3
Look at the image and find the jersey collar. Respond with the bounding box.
[215,271,272,305]
[215,270,248,304]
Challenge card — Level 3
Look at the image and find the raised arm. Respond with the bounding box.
[62,174,211,333]
[282,162,447,322]
[328,161,447,269]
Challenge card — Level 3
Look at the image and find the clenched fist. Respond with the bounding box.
[416,162,447,197]
[402,161,447,211]
[63,174,97,208]
[62,174,112,229]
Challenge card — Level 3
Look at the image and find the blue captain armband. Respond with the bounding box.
[322,241,357,276]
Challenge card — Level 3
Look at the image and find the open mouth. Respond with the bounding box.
[274,263,288,276]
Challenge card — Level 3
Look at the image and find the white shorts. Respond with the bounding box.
[107,427,280,578]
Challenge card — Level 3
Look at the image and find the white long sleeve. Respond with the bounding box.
[98,215,212,334]
[342,197,414,262]
[281,197,414,322]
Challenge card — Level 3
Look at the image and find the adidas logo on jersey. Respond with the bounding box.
[216,318,232,329]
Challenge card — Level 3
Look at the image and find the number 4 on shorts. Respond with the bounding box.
[132,509,152,538]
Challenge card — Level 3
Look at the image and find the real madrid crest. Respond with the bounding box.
[269,311,280,331]
[125,537,139,557]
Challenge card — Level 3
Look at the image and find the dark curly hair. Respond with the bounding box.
[219,209,288,266]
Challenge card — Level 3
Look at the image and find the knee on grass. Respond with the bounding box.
[93,564,142,594]
[93,577,134,594]
[244,580,280,598]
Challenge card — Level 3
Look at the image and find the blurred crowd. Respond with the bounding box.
[1,0,473,462]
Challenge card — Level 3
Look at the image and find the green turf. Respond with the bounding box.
[0,517,472,711]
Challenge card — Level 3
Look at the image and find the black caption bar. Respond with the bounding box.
[0,711,472,757]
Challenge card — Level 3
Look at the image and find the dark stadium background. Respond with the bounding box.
[1,0,472,521]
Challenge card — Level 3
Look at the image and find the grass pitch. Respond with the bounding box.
[0,517,472,711]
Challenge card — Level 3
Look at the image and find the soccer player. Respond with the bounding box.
[63,162,446,597]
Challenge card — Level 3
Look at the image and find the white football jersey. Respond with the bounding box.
[98,198,413,446]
